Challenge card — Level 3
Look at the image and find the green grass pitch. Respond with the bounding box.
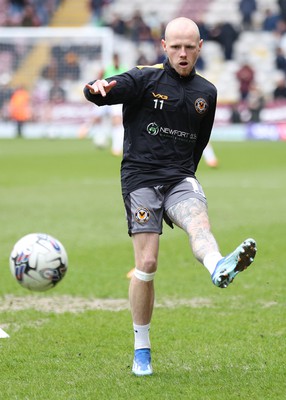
[0,138,285,399]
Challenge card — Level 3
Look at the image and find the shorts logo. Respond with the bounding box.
[195,98,208,114]
[135,207,150,224]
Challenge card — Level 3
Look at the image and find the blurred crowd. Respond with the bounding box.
[0,0,62,27]
[98,0,286,117]
[2,0,286,128]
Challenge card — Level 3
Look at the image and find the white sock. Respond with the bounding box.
[133,323,151,350]
[203,252,223,275]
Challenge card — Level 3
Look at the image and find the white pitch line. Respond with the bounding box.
[0,295,212,314]
[0,328,10,338]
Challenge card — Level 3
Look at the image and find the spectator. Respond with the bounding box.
[278,0,286,22]
[145,11,161,40]
[187,18,206,70]
[9,0,25,14]
[107,13,127,35]
[247,84,264,122]
[195,55,205,71]
[239,0,257,30]
[41,56,59,81]
[275,18,286,36]
[127,10,153,43]
[49,80,66,103]
[230,103,242,123]
[79,53,126,155]
[7,0,25,26]
[209,22,239,60]
[6,0,61,27]
[136,52,150,65]
[0,84,13,118]
[62,51,80,81]
[196,17,210,40]
[273,76,286,99]
[262,8,281,31]
[153,43,166,64]
[236,62,255,100]
[275,46,286,73]
[21,4,41,26]
[9,85,32,137]
[89,0,105,26]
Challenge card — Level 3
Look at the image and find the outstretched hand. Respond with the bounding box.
[85,79,117,97]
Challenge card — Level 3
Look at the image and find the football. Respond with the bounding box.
[9,233,68,292]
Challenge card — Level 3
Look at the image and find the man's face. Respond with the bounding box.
[162,31,203,77]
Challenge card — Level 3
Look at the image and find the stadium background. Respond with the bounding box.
[0,0,286,141]
[1,2,285,397]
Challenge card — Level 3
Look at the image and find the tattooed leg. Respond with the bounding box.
[166,198,220,263]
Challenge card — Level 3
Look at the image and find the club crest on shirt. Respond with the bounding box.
[194,98,208,114]
[135,207,150,224]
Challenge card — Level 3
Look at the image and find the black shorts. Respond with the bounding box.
[124,177,207,236]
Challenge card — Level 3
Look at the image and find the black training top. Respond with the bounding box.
[84,59,217,198]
